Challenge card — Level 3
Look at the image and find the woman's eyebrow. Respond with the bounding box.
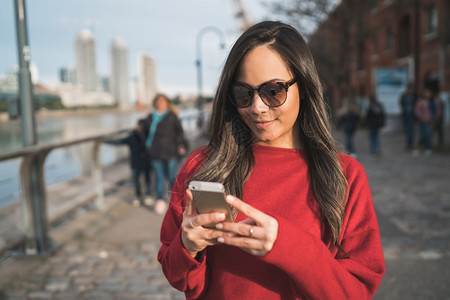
[234,78,287,86]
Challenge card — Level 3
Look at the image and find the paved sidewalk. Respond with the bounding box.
[0,127,449,299]
[341,127,450,300]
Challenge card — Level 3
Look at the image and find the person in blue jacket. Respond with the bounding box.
[105,119,154,207]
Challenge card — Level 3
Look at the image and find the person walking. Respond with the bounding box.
[430,91,444,146]
[104,119,153,207]
[338,100,360,157]
[144,93,187,215]
[399,83,417,150]
[415,89,433,155]
[158,21,384,299]
[365,95,386,154]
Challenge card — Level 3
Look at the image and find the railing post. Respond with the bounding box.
[19,150,54,255]
[92,140,105,210]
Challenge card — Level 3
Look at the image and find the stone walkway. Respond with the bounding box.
[0,126,449,299]
[341,128,450,300]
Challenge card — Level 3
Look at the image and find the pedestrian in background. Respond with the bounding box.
[144,93,187,215]
[399,83,417,150]
[365,95,386,154]
[338,99,360,158]
[158,21,384,299]
[415,89,433,155]
[430,91,444,146]
[104,119,153,207]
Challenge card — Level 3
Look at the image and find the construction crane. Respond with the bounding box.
[231,0,252,32]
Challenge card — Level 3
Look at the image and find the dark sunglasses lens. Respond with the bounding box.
[260,83,286,106]
[232,85,252,107]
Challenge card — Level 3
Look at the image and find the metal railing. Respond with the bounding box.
[0,128,130,255]
[0,109,208,256]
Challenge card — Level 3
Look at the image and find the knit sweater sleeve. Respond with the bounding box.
[261,156,385,299]
[157,148,210,299]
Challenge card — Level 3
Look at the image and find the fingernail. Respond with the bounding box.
[216,223,223,229]
[217,237,224,243]
[216,213,225,220]
[226,195,234,202]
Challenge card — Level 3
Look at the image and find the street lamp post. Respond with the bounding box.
[14,0,53,255]
[195,26,226,110]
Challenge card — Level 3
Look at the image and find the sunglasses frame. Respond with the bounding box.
[230,79,297,108]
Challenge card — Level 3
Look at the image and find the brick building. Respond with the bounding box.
[309,0,450,118]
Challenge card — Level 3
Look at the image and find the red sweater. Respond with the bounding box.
[158,144,385,299]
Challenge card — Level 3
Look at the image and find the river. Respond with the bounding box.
[0,108,205,207]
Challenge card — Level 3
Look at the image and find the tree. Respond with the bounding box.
[268,0,367,110]
[266,0,340,37]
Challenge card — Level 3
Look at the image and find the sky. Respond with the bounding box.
[0,0,285,98]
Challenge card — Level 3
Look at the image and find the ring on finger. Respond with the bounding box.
[249,226,254,238]
[189,220,199,229]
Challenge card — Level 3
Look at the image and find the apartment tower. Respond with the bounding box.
[137,52,158,107]
[110,37,129,108]
[75,29,97,91]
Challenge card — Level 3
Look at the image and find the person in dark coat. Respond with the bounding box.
[338,100,360,157]
[365,95,386,154]
[144,94,187,215]
[399,83,417,150]
[105,119,153,207]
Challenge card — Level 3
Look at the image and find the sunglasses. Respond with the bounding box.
[230,79,297,108]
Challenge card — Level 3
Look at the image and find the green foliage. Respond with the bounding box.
[33,93,64,110]
[0,92,65,112]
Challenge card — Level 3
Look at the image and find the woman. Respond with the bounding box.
[158,21,385,299]
[144,94,187,215]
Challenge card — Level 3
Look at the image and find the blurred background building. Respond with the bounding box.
[75,29,97,92]
[137,52,158,108]
[110,37,130,109]
[308,0,449,123]
[59,67,76,85]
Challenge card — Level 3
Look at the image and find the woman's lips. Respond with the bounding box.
[254,120,274,130]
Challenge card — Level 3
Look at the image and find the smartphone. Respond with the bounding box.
[188,181,235,227]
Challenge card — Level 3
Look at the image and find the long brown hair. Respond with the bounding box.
[190,21,347,249]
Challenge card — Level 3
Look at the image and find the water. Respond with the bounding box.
[0,108,205,207]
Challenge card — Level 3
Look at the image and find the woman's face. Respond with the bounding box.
[235,45,301,149]
[155,96,168,112]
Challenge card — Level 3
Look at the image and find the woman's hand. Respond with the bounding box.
[216,195,278,256]
[181,189,226,258]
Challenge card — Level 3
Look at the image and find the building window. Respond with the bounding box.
[398,16,411,58]
[426,4,438,34]
[386,27,394,52]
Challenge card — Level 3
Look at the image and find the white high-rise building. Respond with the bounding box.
[137,52,158,106]
[75,29,97,91]
[110,37,129,108]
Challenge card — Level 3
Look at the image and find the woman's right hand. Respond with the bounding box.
[181,189,226,258]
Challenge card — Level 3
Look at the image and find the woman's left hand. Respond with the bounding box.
[216,195,278,256]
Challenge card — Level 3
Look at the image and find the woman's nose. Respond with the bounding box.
[249,92,269,114]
